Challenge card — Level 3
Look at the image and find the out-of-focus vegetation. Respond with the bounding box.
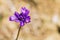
[0,0,60,40]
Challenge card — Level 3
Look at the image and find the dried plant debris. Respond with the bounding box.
[57,26,60,34]
[0,14,3,22]
[23,0,37,6]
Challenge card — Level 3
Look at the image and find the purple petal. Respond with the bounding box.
[15,19,20,22]
[19,14,23,19]
[25,16,30,23]
[14,11,20,18]
[20,21,24,26]
[21,7,29,15]
[9,16,17,21]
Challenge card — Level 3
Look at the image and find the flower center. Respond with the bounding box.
[18,16,24,21]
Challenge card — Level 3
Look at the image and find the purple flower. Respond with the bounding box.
[9,7,31,26]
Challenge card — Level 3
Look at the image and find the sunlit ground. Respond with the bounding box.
[0,0,60,40]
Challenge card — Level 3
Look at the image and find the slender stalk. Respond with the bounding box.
[16,26,21,40]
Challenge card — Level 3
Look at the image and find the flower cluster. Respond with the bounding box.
[9,7,30,26]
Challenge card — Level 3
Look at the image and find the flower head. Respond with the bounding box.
[9,7,30,26]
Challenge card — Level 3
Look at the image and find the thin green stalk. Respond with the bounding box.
[16,26,21,40]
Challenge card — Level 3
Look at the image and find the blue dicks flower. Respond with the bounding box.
[9,7,30,26]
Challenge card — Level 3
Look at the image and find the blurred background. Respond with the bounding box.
[0,0,60,40]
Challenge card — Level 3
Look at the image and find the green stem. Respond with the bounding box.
[16,26,21,40]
